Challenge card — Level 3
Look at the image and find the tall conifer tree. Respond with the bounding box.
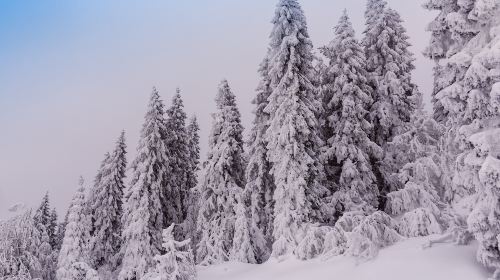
[264,0,327,258]
[196,80,246,265]
[245,54,275,262]
[119,88,169,280]
[321,11,381,214]
[88,131,127,269]
[165,90,190,223]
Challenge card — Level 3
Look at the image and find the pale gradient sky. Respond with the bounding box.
[0,0,435,219]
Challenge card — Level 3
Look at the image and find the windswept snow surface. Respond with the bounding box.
[199,237,489,280]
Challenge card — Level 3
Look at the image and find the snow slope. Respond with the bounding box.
[199,236,490,280]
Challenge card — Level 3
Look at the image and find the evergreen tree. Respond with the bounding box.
[320,11,381,214]
[363,0,387,31]
[186,116,200,193]
[363,1,419,206]
[119,88,169,280]
[230,197,257,264]
[38,228,55,280]
[88,131,127,269]
[165,90,190,223]
[33,193,59,279]
[264,0,326,258]
[423,0,482,204]
[57,179,92,280]
[462,4,500,278]
[423,0,477,124]
[425,1,500,277]
[196,80,246,265]
[33,193,55,242]
[183,116,201,253]
[0,210,43,279]
[49,208,59,249]
[245,54,275,262]
[143,224,196,280]
[384,96,447,237]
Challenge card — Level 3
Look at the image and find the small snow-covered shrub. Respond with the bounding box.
[68,262,100,280]
[143,224,196,280]
[296,224,327,260]
[335,211,365,233]
[346,211,401,260]
[398,208,442,237]
[321,226,348,259]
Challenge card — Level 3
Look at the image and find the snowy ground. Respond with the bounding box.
[199,236,490,280]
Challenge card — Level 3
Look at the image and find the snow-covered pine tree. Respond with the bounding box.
[320,11,381,215]
[423,0,483,204]
[0,210,43,279]
[245,54,275,262]
[57,179,94,280]
[183,116,201,254]
[119,88,169,280]
[196,80,246,265]
[230,197,257,264]
[424,0,478,124]
[32,193,59,279]
[33,193,55,242]
[38,227,56,280]
[384,95,447,237]
[143,224,196,280]
[363,0,387,30]
[363,1,419,206]
[165,90,190,224]
[186,116,200,193]
[458,4,500,278]
[264,0,327,258]
[88,131,127,269]
[49,208,59,249]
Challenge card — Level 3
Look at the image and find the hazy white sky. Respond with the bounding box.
[0,0,435,219]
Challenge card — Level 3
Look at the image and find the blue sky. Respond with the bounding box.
[0,0,435,218]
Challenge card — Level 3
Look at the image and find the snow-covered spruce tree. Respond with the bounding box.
[143,224,196,280]
[363,0,387,32]
[460,5,500,277]
[165,89,190,224]
[364,1,418,143]
[186,116,200,193]
[384,95,447,237]
[183,116,201,257]
[57,179,95,280]
[320,11,381,214]
[244,53,275,262]
[0,210,42,279]
[33,193,52,239]
[33,193,58,279]
[423,0,484,204]
[264,0,327,258]
[88,131,127,269]
[424,0,478,123]
[38,227,56,280]
[363,2,419,205]
[119,88,169,280]
[196,80,246,265]
[49,208,59,249]
[230,196,257,263]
